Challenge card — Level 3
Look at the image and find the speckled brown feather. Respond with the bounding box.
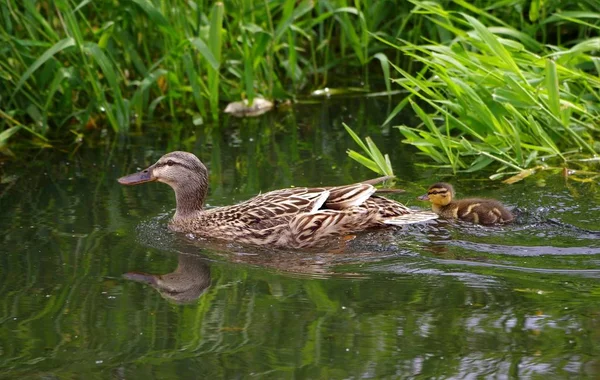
[169,186,433,248]
[436,198,513,225]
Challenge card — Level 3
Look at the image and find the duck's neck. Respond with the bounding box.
[172,174,208,220]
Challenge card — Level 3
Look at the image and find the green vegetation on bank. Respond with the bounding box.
[1,0,416,144]
[1,0,599,178]
[383,2,600,180]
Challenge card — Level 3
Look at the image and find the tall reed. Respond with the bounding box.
[1,0,412,146]
[1,0,598,157]
[377,1,600,179]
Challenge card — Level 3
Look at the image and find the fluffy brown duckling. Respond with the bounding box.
[418,182,513,225]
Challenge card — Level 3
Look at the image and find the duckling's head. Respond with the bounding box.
[118,151,209,215]
[418,182,454,206]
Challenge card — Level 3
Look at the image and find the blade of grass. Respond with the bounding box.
[84,42,128,130]
[373,53,391,98]
[545,59,561,119]
[207,2,223,119]
[11,37,75,97]
[347,150,381,173]
[461,13,525,82]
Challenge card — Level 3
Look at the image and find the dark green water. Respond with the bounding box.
[2,98,600,379]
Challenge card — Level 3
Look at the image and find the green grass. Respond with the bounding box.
[1,0,599,174]
[1,0,417,147]
[374,1,600,180]
[343,123,394,177]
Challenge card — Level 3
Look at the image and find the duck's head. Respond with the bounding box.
[118,151,206,187]
[118,151,209,216]
[418,182,454,206]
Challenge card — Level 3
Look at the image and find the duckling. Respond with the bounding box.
[418,182,513,225]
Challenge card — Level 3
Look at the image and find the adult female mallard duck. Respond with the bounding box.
[418,182,513,225]
[118,151,437,248]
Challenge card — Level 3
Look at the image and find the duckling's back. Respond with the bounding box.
[444,198,513,225]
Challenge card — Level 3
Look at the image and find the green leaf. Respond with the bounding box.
[347,150,380,173]
[381,96,411,127]
[274,0,314,42]
[373,53,391,96]
[208,2,224,66]
[545,59,561,119]
[344,123,394,175]
[343,123,370,154]
[243,32,255,102]
[0,126,21,145]
[463,155,494,172]
[189,38,219,71]
[461,13,524,81]
[182,53,206,114]
[83,42,127,130]
[366,137,393,176]
[528,0,540,22]
[131,69,168,106]
[130,0,173,33]
[12,37,75,97]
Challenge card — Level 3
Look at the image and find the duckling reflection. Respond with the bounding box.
[124,253,211,304]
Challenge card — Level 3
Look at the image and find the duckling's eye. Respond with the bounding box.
[167,160,175,166]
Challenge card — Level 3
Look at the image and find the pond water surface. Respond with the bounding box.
[1,98,600,378]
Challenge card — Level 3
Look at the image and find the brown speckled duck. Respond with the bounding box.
[118,151,437,248]
[418,182,513,225]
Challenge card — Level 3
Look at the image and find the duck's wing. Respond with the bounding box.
[229,187,331,227]
[216,179,430,235]
[226,183,380,231]
[324,183,377,210]
[324,176,411,209]
[286,205,437,247]
[242,181,385,217]
[282,188,437,247]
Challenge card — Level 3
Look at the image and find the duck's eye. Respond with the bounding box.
[167,160,175,166]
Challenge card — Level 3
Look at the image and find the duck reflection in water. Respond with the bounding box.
[124,253,211,304]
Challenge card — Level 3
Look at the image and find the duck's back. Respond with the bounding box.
[205,187,331,227]
[170,182,431,247]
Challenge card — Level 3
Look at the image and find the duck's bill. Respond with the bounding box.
[123,272,157,285]
[118,168,155,185]
[417,194,430,201]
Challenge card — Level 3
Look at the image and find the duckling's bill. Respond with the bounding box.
[417,193,429,201]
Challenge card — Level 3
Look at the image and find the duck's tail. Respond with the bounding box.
[383,210,438,226]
